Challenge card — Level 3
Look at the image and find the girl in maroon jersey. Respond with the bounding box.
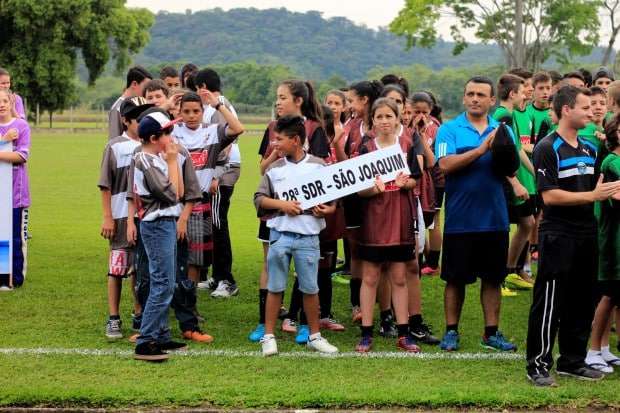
[355,98,421,353]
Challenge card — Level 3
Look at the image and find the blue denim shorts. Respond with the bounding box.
[267,229,320,294]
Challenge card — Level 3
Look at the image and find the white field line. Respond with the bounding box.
[0,347,523,360]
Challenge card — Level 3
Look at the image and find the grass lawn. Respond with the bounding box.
[0,131,618,410]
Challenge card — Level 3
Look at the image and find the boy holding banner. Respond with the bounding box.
[254,115,339,356]
[0,88,30,290]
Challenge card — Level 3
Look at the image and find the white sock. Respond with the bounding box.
[263,333,275,340]
[586,349,602,362]
[309,332,321,341]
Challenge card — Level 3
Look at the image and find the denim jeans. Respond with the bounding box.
[137,218,177,346]
[267,230,320,294]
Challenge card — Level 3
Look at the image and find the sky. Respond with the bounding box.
[126,0,413,30]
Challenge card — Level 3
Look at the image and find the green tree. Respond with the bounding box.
[390,0,601,70]
[0,0,153,125]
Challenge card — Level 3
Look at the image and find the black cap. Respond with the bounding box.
[120,96,153,119]
[593,67,615,83]
[137,108,179,140]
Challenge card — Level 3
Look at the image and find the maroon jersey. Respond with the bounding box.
[357,137,416,247]
[344,117,375,159]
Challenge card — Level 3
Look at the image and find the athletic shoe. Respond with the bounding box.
[131,313,142,331]
[248,324,265,342]
[557,365,604,381]
[278,306,289,320]
[601,349,620,366]
[501,285,518,297]
[134,342,169,362]
[351,306,362,323]
[183,330,214,343]
[331,273,350,285]
[379,317,398,338]
[586,353,613,374]
[210,280,239,298]
[0,285,13,291]
[128,333,139,343]
[260,334,278,356]
[355,336,373,353]
[319,317,345,331]
[295,325,310,344]
[307,335,339,354]
[105,318,122,339]
[527,370,557,387]
[505,273,533,290]
[409,323,440,345]
[481,331,517,352]
[439,330,459,351]
[197,277,217,291]
[420,266,439,276]
[281,318,297,333]
[397,336,421,353]
[158,340,188,351]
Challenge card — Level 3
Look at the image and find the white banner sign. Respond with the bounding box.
[274,144,410,210]
[0,140,12,281]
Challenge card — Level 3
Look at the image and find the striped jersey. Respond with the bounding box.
[127,146,201,222]
[98,133,141,220]
[172,123,237,193]
[254,153,327,235]
[534,132,598,236]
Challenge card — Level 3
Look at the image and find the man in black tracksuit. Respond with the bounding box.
[526,85,620,386]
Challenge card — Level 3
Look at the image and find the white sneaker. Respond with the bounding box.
[601,348,620,367]
[307,335,339,354]
[586,353,614,374]
[210,281,239,298]
[197,277,217,290]
[261,334,278,356]
[0,285,14,292]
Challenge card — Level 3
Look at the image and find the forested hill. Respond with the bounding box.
[136,8,609,81]
[135,7,511,80]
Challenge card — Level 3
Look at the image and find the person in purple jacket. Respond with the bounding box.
[0,88,30,290]
[0,68,26,119]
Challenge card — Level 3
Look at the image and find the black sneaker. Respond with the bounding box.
[409,323,440,345]
[278,306,289,320]
[557,365,604,381]
[158,340,188,351]
[527,370,557,387]
[131,313,142,331]
[134,342,169,362]
[379,316,398,338]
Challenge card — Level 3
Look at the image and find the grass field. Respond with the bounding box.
[0,131,619,410]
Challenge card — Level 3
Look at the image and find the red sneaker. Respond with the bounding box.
[421,266,439,276]
[397,336,421,353]
[320,318,345,331]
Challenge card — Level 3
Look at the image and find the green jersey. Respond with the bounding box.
[578,122,604,152]
[492,105,536,201]
[525,103,554,144]
[597,152,620,281]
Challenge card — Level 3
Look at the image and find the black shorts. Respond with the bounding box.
[358,244,415,263]
[508,198,536,224]
[343,194,363,229]
[441,231,509,285]
[534,193,544,215]
[423,211,436,228]
[599,281,620,307]
[257,220,270,243]
[434,186,445,211]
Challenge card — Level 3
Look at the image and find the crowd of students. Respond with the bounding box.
[1,60,618,387]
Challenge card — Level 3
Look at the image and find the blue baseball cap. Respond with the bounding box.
[137,108,178,140]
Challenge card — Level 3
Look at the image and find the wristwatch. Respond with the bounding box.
[214,102,223,111]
